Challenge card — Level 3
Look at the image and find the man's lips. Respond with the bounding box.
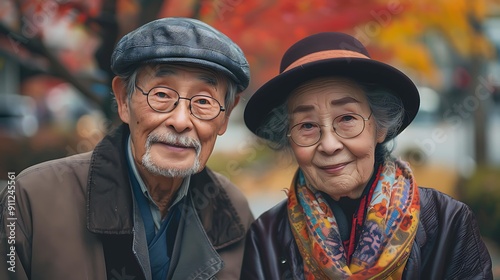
[155,142,195,151]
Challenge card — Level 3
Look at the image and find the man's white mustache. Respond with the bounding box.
[145,133,201,156]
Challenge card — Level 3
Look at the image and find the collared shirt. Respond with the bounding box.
[127,136,190,232]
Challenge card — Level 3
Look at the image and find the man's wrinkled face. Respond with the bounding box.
[115,64,231,178]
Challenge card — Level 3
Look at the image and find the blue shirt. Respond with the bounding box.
[126,136,189,231]
[126,136,190,279]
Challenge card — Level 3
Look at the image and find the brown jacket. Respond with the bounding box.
[0,124,254,280]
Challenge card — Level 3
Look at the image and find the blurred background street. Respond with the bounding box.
[1,0,500,277]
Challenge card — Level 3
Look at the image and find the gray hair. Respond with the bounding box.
[256,82,405,158]
[116,63,239,112]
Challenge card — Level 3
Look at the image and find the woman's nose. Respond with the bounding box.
[317,127,343,154]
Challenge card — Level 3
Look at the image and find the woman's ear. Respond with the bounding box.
[112,77,130,124]
[377,127,388,144]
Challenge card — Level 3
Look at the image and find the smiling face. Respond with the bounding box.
[287,77,387,200]
[114,64,232,179]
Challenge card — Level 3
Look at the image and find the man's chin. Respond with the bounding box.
[142,148,202,177]
[143,159,201,178]
[146,165,196,177]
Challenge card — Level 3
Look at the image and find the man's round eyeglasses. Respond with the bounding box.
[287,112,373,147]
[135,85,226,120]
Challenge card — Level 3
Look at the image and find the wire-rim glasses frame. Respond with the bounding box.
[135,85,226,120]
[287,111,373,147]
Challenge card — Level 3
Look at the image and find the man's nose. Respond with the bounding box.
[163,99,193,133]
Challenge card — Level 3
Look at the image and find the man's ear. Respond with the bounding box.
[112,77,130,124]
[217,95,240,136]
[225,95,240,117]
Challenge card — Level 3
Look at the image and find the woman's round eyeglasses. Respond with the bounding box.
[287,112,373,147]
[136,85,226,120]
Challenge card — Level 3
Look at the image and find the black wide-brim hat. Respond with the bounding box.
[244,32,420,141]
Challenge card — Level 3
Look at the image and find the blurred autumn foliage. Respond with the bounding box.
[0,0,498,98]
[0,0,500,176]
[1,0,497,102]
[201,0,496,90]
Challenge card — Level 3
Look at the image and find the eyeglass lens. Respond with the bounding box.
[146,87,223,120]
[289,113,367,146]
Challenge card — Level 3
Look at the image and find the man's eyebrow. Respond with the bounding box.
[291,96,360,114]
[154,66,218,87]
[197,74,218,87]
[155,66,175,77]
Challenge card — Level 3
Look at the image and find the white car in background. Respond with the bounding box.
[393,86,500,178]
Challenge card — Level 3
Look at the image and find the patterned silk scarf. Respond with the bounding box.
[288,159,420,279]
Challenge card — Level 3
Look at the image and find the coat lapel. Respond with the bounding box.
[86,124,247,279]
[168,193,223,279]
[87,124,134,234]
[189,168,246,249]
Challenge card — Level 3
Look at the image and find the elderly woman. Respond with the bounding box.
[241,32,493,279]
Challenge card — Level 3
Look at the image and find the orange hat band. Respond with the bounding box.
[283,50,370,72]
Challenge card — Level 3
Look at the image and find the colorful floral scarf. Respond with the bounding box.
[288,159,420,279]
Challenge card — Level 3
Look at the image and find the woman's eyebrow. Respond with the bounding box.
[291,96,360,114]
[330,96,360,106]
[291,104,314,114]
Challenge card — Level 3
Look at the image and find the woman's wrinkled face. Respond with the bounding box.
[287,77,386,200]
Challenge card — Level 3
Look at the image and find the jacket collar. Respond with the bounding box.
[86,124,246,247]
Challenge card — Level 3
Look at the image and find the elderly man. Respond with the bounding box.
[0,17,254,280]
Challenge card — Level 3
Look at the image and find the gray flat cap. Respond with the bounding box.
[111,17,250,92]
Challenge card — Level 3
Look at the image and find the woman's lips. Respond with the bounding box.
[320,162,349,173]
